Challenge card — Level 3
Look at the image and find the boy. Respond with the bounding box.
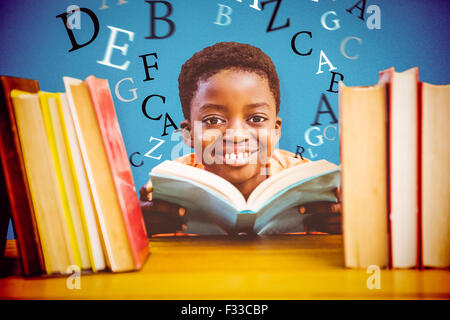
[140,42,341,236]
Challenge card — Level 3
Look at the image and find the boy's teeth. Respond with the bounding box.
[225,152,252,161]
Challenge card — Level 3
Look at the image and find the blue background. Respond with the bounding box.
[1,0,449,239]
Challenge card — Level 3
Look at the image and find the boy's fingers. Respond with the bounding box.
[335,187,341,201]
[303,212,342,233]
[147,222,187,235]
[298,202,341,215]
[140,199,186,217]
[324,215,341,225]
[139,185,148,201]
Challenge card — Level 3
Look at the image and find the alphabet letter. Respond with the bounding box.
[100,0,128,10]
[304,127,324,147]
[366,265,381,289]
[66,5,81,30]
[294,145,305,160]
[56,8,99,52]
[261,0,290,32]
[311,93,338,125]
[236,0,261,11]
[115,77,138,102]
[129,152,144,167]
[321,11,340,31]
[340,36,362,60]
[323,125,337,141]
[66,265,81,290]
[308,147,317,159]
[144,136,165,160]
[327,71,344,93]
[145,1,175,39]
[142,94,164,120]
[316,50,336,75]
[291,31,312,56]
[346,0,367,21]
[139,53,158,82]
[97,26,134,71]
[162,114,178,137]
[366,5,381,29]
[214,4,232,26]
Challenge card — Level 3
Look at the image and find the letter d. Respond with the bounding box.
[56,8,100,52]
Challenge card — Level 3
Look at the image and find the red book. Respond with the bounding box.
[85,76,149,269]
[0,76,45,276]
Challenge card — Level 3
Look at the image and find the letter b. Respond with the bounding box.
[145,1,175,39]
[214,4,232,26]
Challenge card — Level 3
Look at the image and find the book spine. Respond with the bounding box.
[417,81,423,270]
[85,76,148,269]
[386,80,393,270]
[0,77,45,276]
[38,92,82,268]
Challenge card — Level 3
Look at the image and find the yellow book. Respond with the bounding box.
[11,91,72,274]
[64,77,135,272]
[38,92,82,269]
[57,92,106,272]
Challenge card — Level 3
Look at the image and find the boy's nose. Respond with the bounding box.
[224,133,247,144]
[224,119,249,143]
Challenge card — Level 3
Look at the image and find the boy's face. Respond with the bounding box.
[181,69,282,185]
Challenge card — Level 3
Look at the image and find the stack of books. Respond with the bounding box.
[0,75,149,276]
[339,67,449,269]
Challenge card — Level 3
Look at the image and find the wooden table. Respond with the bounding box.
[0,235,449,299]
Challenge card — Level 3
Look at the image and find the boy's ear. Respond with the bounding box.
[275,117,282,141]
[180,119,194,148]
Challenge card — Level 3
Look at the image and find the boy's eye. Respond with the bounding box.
[248,115,268,123]
[202,117,225,125]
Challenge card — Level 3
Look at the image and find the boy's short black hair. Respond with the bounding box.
[178,42,281,119]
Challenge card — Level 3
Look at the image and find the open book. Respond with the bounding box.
[150,159,340,234]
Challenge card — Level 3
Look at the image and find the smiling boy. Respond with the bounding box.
[140,42,340,236]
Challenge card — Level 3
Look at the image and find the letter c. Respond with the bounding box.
[129,152,144,167]
[340,36,362,60]
[324,125,337,140]
[291,31,312,56]
[142,94,164,120]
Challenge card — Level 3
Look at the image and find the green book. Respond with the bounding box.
[150,159,340,235]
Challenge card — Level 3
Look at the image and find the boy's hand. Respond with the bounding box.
[139,185,187,236]
[299,188,342,234]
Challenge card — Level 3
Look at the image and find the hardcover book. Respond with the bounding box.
[0,76,45,276]
[151,159,340,235]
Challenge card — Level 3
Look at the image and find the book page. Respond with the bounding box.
[248,160,339,211]
[151,160,247,210]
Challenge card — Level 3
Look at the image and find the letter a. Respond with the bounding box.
[366,5,381,29]
[346,0,367,21]
[366,265,381,289]
[316,50,337,74]
[311,93,338,125]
